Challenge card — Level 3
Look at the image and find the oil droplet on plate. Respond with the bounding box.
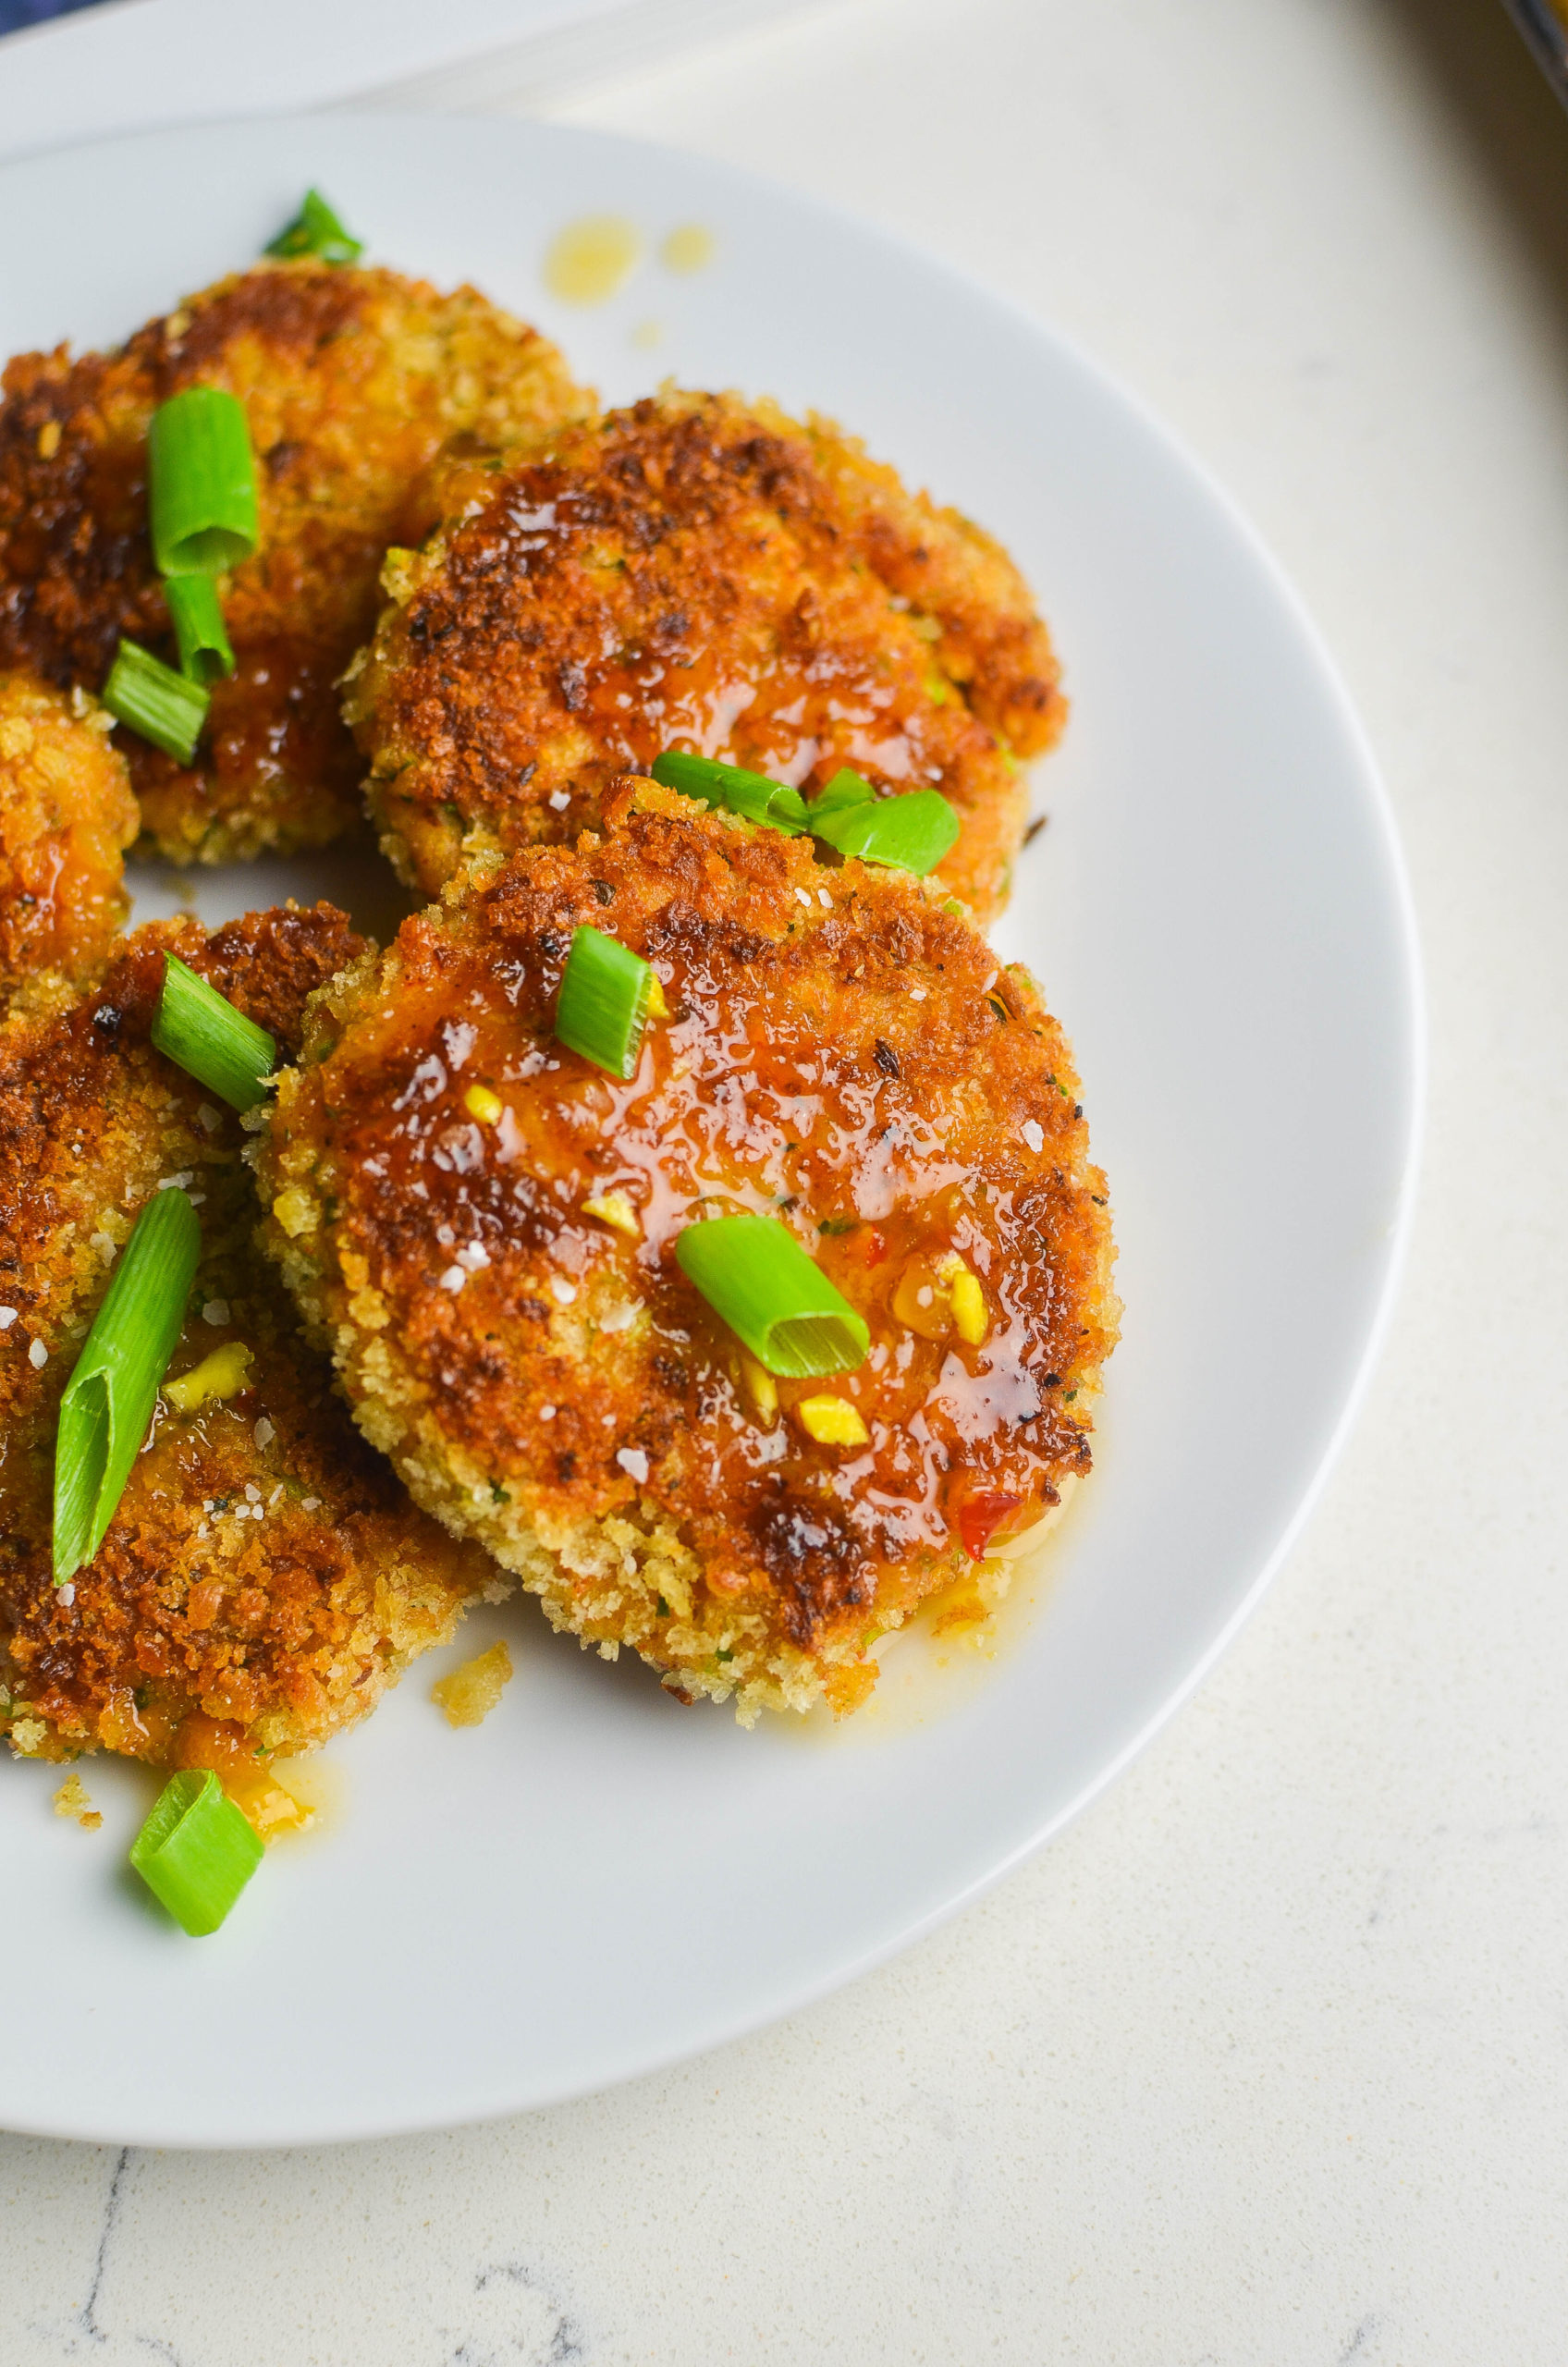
[544,215,641,306]
[660,222,717,276]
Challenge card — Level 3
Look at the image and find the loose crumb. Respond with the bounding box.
[431,1639,514,1727]
[52,1772,103,1830]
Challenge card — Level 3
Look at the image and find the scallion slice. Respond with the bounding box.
[152,954,276,1111]
[807,786,960,877]
[650,751,809,835]
[554,925,655,1079]
[164,572,235,685]
[102,640,209,766]
[809,767,876,820]
[147,387,258,576]
[52,1187,200,1586]
[677,1213,869,1378]
[129,1771,263,1937]
[264,188,365,266]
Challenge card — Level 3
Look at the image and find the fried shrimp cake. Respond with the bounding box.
[346,389,1064,923]
[0,670,137,1000]
[0,261,592,865]
[258,780,1117,1722]
[0,902,498,1771]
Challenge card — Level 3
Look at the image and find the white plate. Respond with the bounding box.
[0,114,1421,2147]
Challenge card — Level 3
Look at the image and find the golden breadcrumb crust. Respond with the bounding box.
[0,261,592,864]
[0,670,137,1000]
[346,389,1063,923]
[0,904,498,1770]
[258,781,1116,1721]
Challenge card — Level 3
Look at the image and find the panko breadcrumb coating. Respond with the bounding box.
[346,389,1064,923]
[0,670,137,1000]
[0,903,500,1771]
[257,780,1116,1722]
[0,261,592,864]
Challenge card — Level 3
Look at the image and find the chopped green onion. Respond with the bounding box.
[810,767,876,820]
[102,640,208,766]
[152,954,276,1110]
[807,786,960,877]
[555,924,656,1079]
[147,387,258,576]
[651,751,809,834]
[129,1771,263,1937]
[53,1187,200,1586]
[164,573,235,685]
[264,188,365,266]
[677,1213,870,1378]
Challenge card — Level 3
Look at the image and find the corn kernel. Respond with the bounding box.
[741,1353,778,1425]
[463,1084,504,1126]
[164,1341,254,1412]
[271,1184,315,1238]
[583,1189,641,1237]
[645,973,669,1020]
[797,1394,869,1447]
[942,1258,988,1347]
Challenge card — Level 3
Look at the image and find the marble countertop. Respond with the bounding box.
[6,0,1568,2357]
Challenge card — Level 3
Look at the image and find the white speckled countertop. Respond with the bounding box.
[6,0,1568,2356]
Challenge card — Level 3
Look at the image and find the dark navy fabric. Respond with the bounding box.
[0,0,105,32]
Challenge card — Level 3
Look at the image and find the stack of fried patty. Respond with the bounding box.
[0,236,1112,1769]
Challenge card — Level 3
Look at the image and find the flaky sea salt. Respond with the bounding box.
[202,1299,229,1327]
[28,1339,46,1368]
[253,1417,276,1449]
[550,1277,578,1306]
[1021,1119,1045,1155]
[616,1447,649,1484]
[439,1265,466,1293]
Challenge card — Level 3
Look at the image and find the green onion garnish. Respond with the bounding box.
[102,639,209,766]
[129,1771,263,1938]
[164,572,235,685]
[555,924,657,1080]
[264,187,365,266]
[807,786,960,877]
[677,1213,870,1378]
[152,954,276,1110]
[52,1187,200,1586]
[147,386,258,576]
[651,751,809,835]
[810,767,876,819]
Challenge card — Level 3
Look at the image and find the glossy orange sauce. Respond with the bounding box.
[321,852,1098,1618]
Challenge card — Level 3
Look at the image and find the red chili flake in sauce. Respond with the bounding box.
[957,1491,1024,1561]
